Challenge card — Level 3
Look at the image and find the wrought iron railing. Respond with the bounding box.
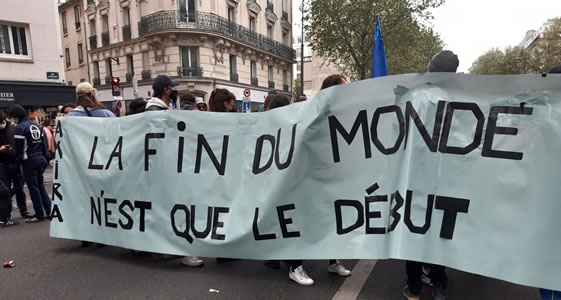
[177,66,203,77]
[230,72,239,82]
[89,35,97,50]
[122,25,131,41]
[141,70,151,81]
[126,72,133,83]
[138,11,296,60]
[75,22,81,31]
[92,77,101,87]
[104,76,112,85]
[283,84,288,92]
[101,32,110,47]
[251,77,258,86]
[268,80,275,89]
[282,11,288,21]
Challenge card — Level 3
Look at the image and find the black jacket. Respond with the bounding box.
[0,122,16,163]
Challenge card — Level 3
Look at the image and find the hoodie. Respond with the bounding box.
[145,97,170,111]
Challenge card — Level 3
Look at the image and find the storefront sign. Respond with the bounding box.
[0,91,15,103]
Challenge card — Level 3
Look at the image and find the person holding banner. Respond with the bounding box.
[403,50,459,300]
[208,88,236,113]
[145,75,179,112]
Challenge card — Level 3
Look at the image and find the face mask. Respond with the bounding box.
[10,118,18,124]
[0,123,6,130]
[169,90,178,102]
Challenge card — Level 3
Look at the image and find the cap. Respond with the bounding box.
[76,82,96,96]
[428,50,459,73]
[195,97,206,105]
[153,75,180,90]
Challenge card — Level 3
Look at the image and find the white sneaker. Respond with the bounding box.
[289,265,314,285]
[181,256,204,267]
[328,260,352,277]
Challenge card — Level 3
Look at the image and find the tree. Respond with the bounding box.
[292,78,302,99]
[532,18,561,73]
[305,0,445,81]
[469,47,535,75]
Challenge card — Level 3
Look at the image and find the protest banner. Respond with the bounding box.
[51,73,561,290]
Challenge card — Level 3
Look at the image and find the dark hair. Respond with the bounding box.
[209,88,236,112]
[153,86,166,99]
[296,94,307,102]
[263,94,275,111]
[127,98,147,115]
[320,74,346,90]
[268,95,291,110]
[0,110,6,121]
[60,103,75,113]
[8,104,27,119]
[180,91,196,104]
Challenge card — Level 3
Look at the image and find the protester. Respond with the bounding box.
[126,98,147,116]
[261,94,314,285]
[180,91,197,111]
[42,119,55,162]
[263,94,275,111]
[402,50,459,300]
[30,115,40,124]
[145,75,179,111]
[296,94,307,102]
[537,64,561,300]
[0,111,21,227]
[318,74,353,278]
[9,104,50,223]
[195,97,208,111]
[57,103,75,117]
[208,88,236,112]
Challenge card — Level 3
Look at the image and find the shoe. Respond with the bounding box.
[421,265,433,286]
[0,219,19,227]
[264,260,281,269]
[432,283,446,300]
[25,216,40,223]
[289,265,314,285]
[328,260,351,277]
[182,256,204,267]
[402,286,420,300]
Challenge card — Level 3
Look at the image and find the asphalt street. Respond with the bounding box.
[0,167,542,300]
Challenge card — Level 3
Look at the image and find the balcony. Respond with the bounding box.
[101,31,110,47]
[283,84,288,92]
[230,72,239,82]
[122,25,131,41]
[92,77,101,87]
[126,72,133,83]
[75,21,81,31]
[89,35,97,50]
[177,66,203,77]
[105,76,112,85]
[251,77,258,86]
[268,80,275,89]
[138,11,296,61]
[141,70,151,81]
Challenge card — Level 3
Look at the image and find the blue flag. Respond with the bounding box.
[371,15,388,78]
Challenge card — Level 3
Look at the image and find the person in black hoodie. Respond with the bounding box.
[8,104,51,223]
[0,110,25,227]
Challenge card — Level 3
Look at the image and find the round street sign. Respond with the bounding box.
[243,88,251,97]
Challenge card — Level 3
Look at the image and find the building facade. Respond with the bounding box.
[82,0,295,111]
[0,0,74,114]
[59,0,90,86]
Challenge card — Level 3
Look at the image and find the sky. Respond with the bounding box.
[293,0,561,73]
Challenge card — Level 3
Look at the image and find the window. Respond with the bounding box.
[1,25,30,56]
[282,0,287,12]
[93,61,100,79]
[267,25,273,39]
[229,55,237,74]
[180,46,200,76]
[228,7,235,23]
[126,55,134,75]
[90,20,96,35]
[268,65,273,82]
[62,11,67,35]
[139,0,147,17]
[106,59,112,78]
[250,60,256,78]
[77,43,83,64]
[74,6,81,30]
[179,0,196,22]
[283,70,287,85]
[249,17,255,32]
[102,15,109,32]
[282,31,288,45]
[142,51,150,70]
[123,8,130,26]
[65,48,71,68]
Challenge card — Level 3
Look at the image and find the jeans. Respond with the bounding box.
[22,155,51,218]
[10,163,27,215]
[0,164,12,221]
[406,260,447,295]
[540,289,561,300]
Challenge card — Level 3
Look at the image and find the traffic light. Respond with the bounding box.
[111,77,120,96]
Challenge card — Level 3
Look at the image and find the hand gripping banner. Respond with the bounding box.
[50,74,561,290]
